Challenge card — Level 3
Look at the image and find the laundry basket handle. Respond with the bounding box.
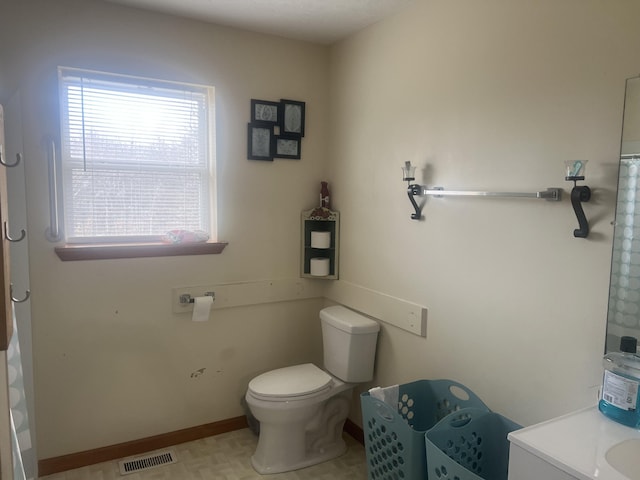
[427,379,490,413]
[440,380,482,403]
[435,407,488,430]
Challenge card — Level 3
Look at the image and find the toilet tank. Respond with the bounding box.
[320,305,380,382]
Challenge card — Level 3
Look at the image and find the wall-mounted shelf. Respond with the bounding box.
[300,207,339,280]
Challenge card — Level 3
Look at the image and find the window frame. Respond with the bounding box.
[55,67,224,260]
[54,241,227,261]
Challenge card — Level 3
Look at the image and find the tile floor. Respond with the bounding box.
[39,429,369,479]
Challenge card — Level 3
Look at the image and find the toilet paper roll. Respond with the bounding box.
[191,295,213,322]
[310,257,330,276]
[310,231,331,249]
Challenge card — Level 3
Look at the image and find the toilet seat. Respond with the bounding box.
[248,363,332,401]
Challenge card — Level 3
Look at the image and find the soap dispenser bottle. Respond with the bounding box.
[599,336,640,428]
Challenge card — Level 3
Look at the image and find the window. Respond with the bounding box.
[58,67,216,251]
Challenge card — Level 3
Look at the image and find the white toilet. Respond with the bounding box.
[245,305,380,474]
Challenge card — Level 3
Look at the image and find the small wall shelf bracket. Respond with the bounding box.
[567,177,591,238]
[407,184,425,220]
[564,160,591,238]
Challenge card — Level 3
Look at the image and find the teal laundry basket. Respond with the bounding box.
[361,380,489,480]
[425,408,521,480]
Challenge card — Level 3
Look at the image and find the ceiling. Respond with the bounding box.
[102,0,413,45]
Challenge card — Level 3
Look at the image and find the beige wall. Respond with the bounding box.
[3,0,640,465]
[0,0,329,459]
[329,0,640,427]
[622,77,640,149]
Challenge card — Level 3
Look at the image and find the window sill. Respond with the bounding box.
[54,242,228,261]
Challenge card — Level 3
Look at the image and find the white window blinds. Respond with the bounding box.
[58,67,214,243]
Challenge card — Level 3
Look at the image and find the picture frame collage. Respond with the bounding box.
[248,99,305,161]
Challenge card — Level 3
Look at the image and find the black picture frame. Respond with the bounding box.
[279,99,305,137]
[247,123,274,161]
[274,135,301,160]
[251,99,280,124]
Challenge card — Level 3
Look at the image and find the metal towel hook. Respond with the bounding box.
[0,151,22,168]
[4,222,26,243]
[10,284,30,303]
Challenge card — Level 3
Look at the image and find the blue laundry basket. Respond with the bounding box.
[361,380,489,480]
[425,408,521,480]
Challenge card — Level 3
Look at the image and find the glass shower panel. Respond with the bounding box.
[607,156,640,351]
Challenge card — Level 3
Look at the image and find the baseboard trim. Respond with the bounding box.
[39,415,366,476]
[38,416,248,476]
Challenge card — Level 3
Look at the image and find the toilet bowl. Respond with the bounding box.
[245,363,354,474]
[244,305,380,474]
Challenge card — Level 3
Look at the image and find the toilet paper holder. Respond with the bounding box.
[180,292,215,304]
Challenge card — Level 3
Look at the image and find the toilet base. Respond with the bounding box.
[248,389,352,474]
[251,437,347,475]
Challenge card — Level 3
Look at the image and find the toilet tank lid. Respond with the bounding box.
[320,305,380,334]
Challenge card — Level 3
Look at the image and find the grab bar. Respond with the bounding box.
[405,184,561,220]
[421,187,561,200]
[45,137,62,242]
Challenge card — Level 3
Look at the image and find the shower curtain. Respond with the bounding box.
[7,308,33,480]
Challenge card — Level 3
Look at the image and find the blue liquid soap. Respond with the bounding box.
[599,336,640,428]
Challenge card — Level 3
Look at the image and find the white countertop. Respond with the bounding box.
[508,406,640,480]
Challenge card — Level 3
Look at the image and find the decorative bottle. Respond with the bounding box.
[320,181,330,209]
[599,336,640,428]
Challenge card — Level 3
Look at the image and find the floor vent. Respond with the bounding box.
[118,450,177,475]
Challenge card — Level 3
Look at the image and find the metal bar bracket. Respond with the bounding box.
[179,292,215,304]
